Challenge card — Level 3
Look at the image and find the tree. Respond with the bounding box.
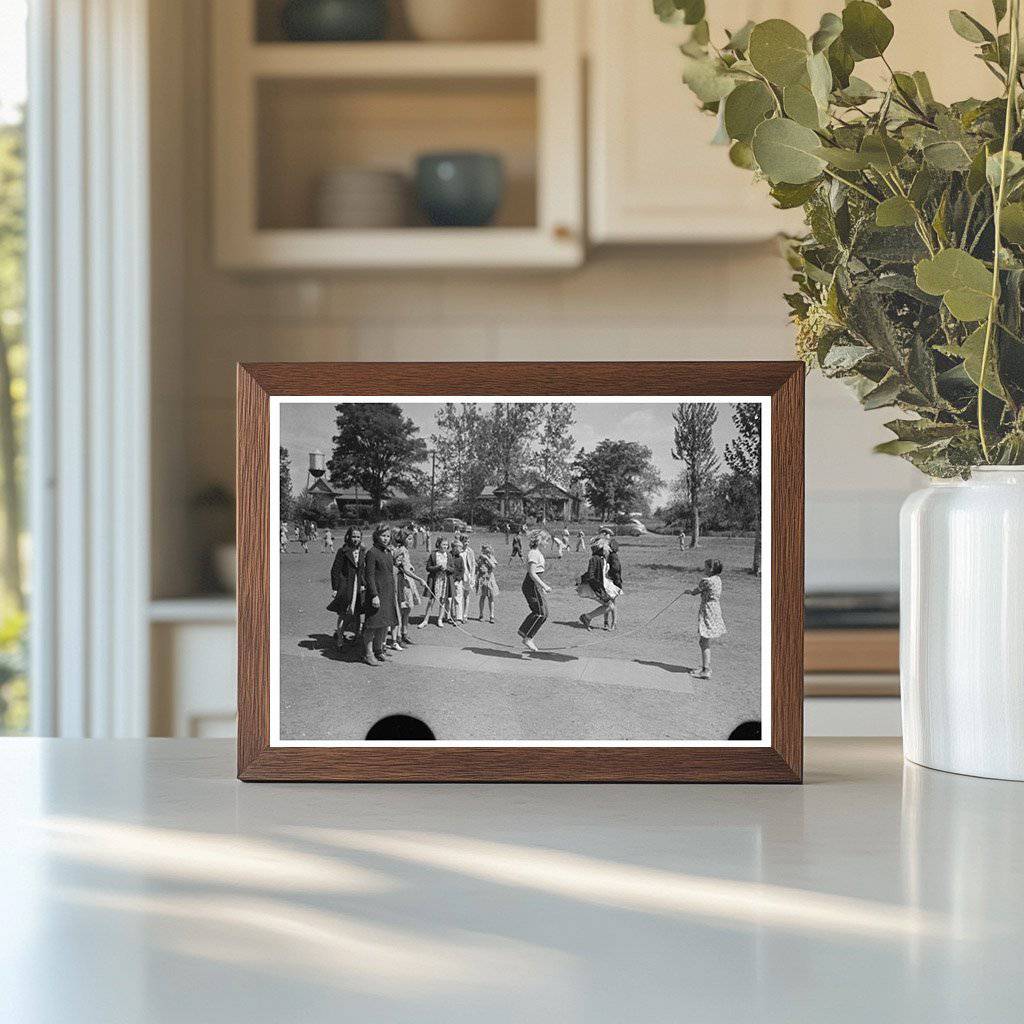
[291,491,341,529]
[328,403,427,516]
[432,403,483,503]
[536,403,576,485]
[478,403,544,513]
[279,446,293,522]
[573,440,664,520]
[725,402,762,574]
[0,115,25,610]
[672,403,719,548]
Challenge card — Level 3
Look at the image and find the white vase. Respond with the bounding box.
[900,467,1024,780]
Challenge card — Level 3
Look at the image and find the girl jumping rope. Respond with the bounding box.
[684,558,726,679]
[518,532,551,653]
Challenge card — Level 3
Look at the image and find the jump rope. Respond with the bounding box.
[409,574,693,655]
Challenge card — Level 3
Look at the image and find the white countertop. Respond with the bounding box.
[1,738,1021,1023]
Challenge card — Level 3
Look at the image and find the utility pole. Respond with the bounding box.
[429,449,436,522]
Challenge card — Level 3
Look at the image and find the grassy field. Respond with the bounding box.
[278,527,764,742]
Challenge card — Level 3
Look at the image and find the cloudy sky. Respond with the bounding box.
[280,399,745,508]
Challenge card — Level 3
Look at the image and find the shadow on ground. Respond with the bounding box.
[299,633,359,663]
[635,659,694,675]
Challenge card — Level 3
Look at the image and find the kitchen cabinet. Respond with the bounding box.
[587,0,998,244]
[211,0,583,269]
[587,1,812,243]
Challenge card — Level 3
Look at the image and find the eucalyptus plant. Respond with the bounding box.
[659,0,1024,474]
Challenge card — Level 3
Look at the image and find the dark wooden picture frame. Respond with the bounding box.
[237,362,804,782]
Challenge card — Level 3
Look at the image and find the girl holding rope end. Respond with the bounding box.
[684,558,726,679]
[518,532,551,652]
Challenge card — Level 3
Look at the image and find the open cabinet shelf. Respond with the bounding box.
[212,0,582,269]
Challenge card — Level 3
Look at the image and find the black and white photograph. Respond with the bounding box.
[270,396,770,746]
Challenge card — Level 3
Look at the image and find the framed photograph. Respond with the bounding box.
[237,362,803,782]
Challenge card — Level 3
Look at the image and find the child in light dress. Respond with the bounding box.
[684,558,726,679]
[418,537,450,629]
[475,544,500,622]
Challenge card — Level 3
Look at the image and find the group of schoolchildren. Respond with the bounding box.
[321,520,728,677]
[326,523,501,667]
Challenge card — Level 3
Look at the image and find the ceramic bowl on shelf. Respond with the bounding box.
[403,0,534,42]
[314,167,409,228]
[280,0,388,42]
[414,152,504,227]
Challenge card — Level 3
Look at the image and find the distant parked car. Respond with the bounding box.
[622,519,647,537]
[440,517,472,533]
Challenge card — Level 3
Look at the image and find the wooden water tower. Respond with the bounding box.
[306,450,326,490]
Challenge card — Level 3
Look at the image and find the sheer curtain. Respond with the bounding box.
[28,0,150,736]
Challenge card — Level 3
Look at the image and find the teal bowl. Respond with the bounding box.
[281,0,388,42]
[415,152,505,228]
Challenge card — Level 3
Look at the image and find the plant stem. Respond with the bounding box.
[979,0,1021,463]
[821,167,879,203]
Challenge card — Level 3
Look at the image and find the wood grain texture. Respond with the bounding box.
[805,629,899,675]
[236,361,805,783]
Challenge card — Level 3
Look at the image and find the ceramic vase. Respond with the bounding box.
[900,467,1024,781]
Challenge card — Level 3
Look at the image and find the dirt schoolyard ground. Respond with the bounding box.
[278,528,763,742]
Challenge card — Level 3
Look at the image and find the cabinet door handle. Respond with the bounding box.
[552,224,574,241]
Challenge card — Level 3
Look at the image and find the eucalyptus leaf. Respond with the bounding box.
[923,141,973,171]
[860,133,905,173]
[948,10,993,44]
[723,81,775,144]
[770,179,820,209]
[752,117,827,184]
[724,20,755,53]
[653,0,705,26]
[836,76,877,105]
[875,196,918,228]
[827,35,855,89]
[814,146,872,171]
[874,438,921,455]
[810,12,843,54]
[909,165,936,205]
[958,324,1007,398]
[915,249,994,321]
[842,1,894,60]
[807,51,833,111]
[999,202,1024,242]
[967,143,993,193]
[884,419,963,443]
[986,150,1024,190]
[748,19,810,87]
[912,71,935,105]
[783,83,822,129]
[728,140,758,170]
[993,0,1008,24]
[682,55,737,103]
[862,374,902,410]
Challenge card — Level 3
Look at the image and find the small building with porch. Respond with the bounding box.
[479,482,525,517]
[524,479,579,521]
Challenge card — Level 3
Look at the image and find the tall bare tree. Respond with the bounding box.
[672,403,719,548]
[536,403,576,485]
[279,446,293,522]
[431,403,483,502]
[725,402,762,575]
